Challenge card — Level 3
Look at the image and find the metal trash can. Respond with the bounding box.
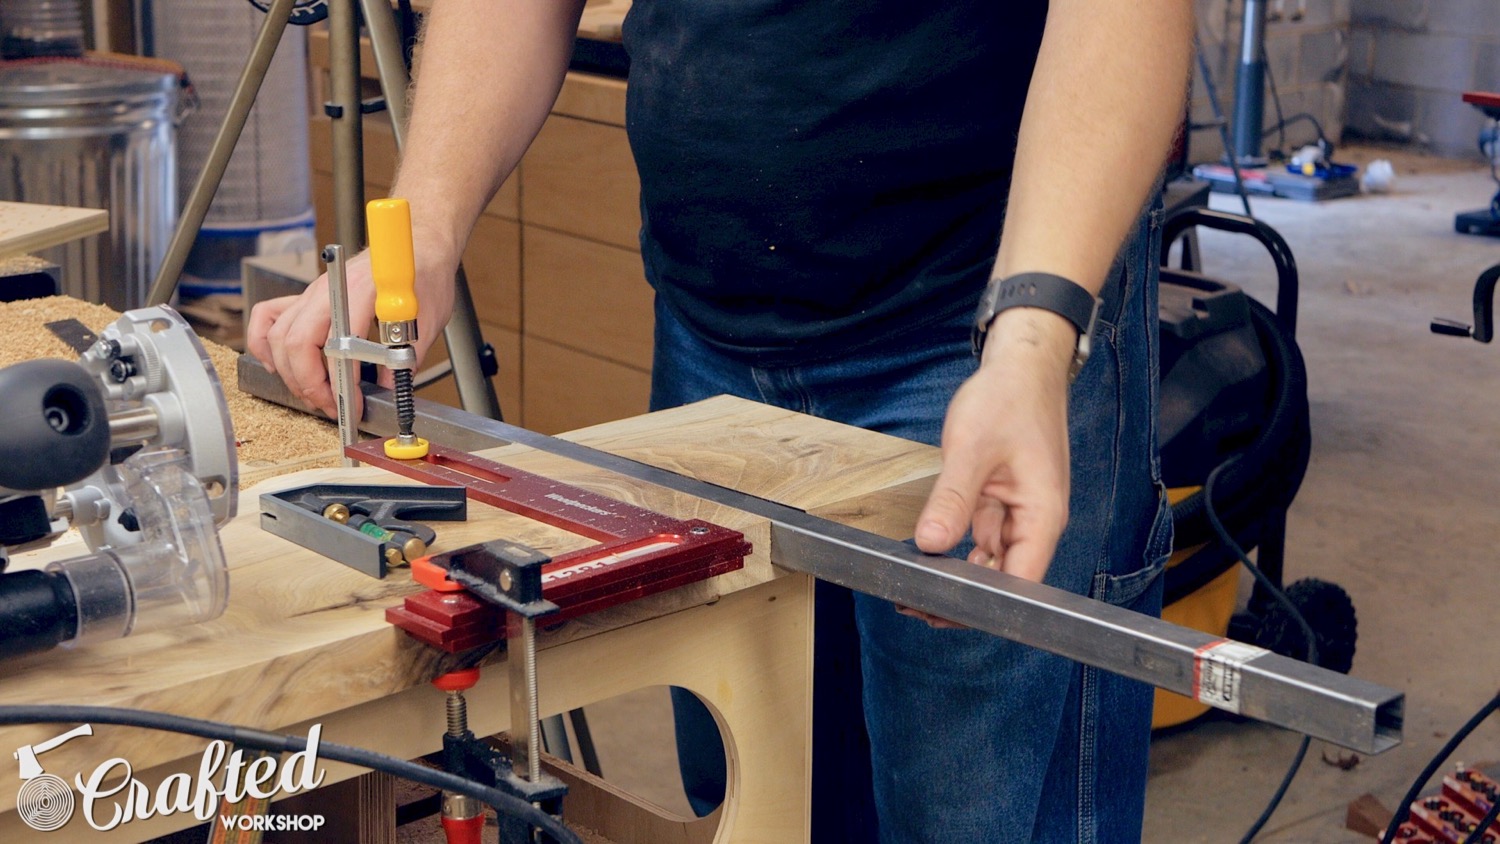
[0,0,86,58]
[0,58,180,310]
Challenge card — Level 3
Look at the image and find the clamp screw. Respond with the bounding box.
[445,689,468,736]
[690,526,710,535]
[432,668,481,736]
[499,569,513,592]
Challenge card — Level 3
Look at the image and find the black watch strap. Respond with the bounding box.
[971,272,1102,379]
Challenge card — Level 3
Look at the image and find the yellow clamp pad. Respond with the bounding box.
[384,437,430,460]
[367,198,418,323]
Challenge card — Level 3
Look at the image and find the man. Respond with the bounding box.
[249,2,1191,841]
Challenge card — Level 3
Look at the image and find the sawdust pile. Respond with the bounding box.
[0,296,339,483]
[0,255,54,276]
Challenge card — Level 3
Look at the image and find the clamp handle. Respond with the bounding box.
[1431,263,1499,344]
[367,198,419,325]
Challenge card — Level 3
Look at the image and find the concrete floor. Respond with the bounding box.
[385,146,1500,843]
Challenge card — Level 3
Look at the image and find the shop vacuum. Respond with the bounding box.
[1152,208,1358,728]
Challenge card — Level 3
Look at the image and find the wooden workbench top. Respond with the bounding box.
[0,395,938,817]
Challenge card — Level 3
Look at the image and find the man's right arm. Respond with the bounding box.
[247,0,585,417]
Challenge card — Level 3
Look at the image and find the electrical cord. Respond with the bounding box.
[1260,58,1333,163]
[1379,690,1500,844]
[1202,458,1318,844]
[1261,114,1332,152]
[1462,789,1500,844]
[0,705,583,844]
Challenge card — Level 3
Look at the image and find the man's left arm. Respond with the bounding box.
[913,1,1194,583]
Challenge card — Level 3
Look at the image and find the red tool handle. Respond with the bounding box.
[440,813,485,844]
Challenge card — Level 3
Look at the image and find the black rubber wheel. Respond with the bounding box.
[1227,610,1260,645]
[0,359,109,491]
[1254,577,1358,674]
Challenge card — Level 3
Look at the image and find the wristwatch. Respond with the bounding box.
[971,272,1102,382]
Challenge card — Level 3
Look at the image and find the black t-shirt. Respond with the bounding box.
[622,2,1047,363]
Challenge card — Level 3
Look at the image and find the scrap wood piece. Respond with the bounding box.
[0,201,107,257]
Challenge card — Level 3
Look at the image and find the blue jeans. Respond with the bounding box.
[651,206,1171,843]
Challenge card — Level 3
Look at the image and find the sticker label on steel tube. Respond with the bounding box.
[1193,639,1270,714]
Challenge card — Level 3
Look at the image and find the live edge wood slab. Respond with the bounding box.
[0,396,940,843]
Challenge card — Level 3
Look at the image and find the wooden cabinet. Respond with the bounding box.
[308,30,651,434]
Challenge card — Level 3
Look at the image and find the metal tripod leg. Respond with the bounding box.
[540,715,571,765]
[360,0,503,420]
[537,712,602,776]
[328,0,365,254]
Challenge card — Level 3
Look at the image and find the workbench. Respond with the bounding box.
[0,395,939,843]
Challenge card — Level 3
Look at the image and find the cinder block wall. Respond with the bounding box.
[1345,0,1499,158]
[1190,0,1352,165]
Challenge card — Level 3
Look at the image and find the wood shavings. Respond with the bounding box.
[0,255,54,275]
[0,296,339,486]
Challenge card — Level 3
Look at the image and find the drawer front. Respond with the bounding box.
[523,226,652,370]
[464,215,521,331]
[522,115,641,250]
[522,336,650,435]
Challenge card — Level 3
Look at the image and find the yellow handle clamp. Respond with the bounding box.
[367,198,418,325]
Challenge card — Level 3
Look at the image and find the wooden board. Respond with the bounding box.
[522,115,641,250]
[0,396,938,842]
[578,0,632,41]
[523,335,651,435]
[524,226,654,370]
[0,201,108,258]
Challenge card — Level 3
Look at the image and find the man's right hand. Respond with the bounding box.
[246,237,457,419]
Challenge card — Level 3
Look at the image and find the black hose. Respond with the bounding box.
[1173,299,1308,544]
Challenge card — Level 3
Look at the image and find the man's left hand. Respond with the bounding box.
[902,309,1075,627]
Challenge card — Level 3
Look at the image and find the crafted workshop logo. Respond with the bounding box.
[13,724,329,833]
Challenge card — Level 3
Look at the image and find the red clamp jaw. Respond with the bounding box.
[351,441,751,653]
